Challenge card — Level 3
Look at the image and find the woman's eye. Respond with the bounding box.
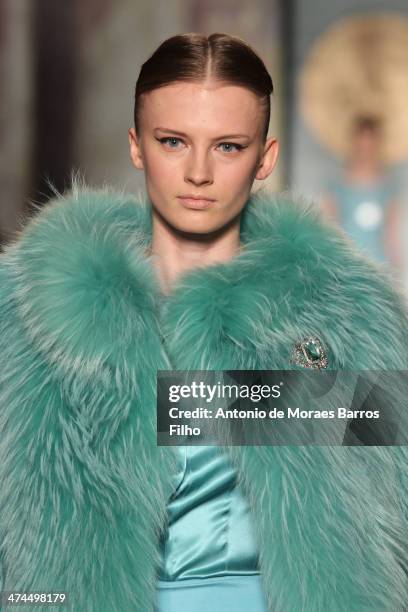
[157,138,244,153]
[218,142,243,153]
[159,137,183,149]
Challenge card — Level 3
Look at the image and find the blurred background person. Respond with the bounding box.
[321,115,404,272]
[296,10,408,294]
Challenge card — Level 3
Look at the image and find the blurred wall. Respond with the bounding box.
[0,0,32,242]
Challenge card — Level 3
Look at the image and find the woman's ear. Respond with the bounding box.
[129,127,144,170]
[255,137,279,180]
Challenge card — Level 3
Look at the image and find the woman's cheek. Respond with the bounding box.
[219,160,256,191]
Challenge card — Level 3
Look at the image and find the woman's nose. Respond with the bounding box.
[184,152,214,186]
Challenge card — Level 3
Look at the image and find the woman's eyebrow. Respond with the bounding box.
[154,127,251,140]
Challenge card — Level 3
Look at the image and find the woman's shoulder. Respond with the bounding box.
[244,188,408,368]
[9,181,150,247]
[0,179,153,309]
[0,180,156,372]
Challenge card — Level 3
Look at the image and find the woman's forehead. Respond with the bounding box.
[141,82,262,134]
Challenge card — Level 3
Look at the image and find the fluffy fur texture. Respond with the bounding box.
[0,182,408,611]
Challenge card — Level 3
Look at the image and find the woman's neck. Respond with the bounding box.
[346,158,384,183]
[147,210,242,296]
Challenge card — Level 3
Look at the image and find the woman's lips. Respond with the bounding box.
[177,197,215,209]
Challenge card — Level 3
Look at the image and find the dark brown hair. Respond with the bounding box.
[352,114,382,136]
[134,32,274,142]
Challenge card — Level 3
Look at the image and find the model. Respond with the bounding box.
[0,32,407,612]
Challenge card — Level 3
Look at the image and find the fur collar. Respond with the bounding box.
[9,182,407,378]
[1,182,407,611]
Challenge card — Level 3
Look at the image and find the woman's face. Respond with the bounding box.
[129,80,279,235]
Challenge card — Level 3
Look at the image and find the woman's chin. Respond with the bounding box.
[169,216,231,239]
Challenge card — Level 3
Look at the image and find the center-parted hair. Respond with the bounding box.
[134,32,274,142]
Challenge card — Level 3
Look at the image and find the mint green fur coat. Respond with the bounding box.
[0,183,407,611]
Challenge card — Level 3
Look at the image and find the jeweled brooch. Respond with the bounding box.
[290,336,328,369]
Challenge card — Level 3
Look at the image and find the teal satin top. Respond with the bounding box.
[155,445,269,611]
